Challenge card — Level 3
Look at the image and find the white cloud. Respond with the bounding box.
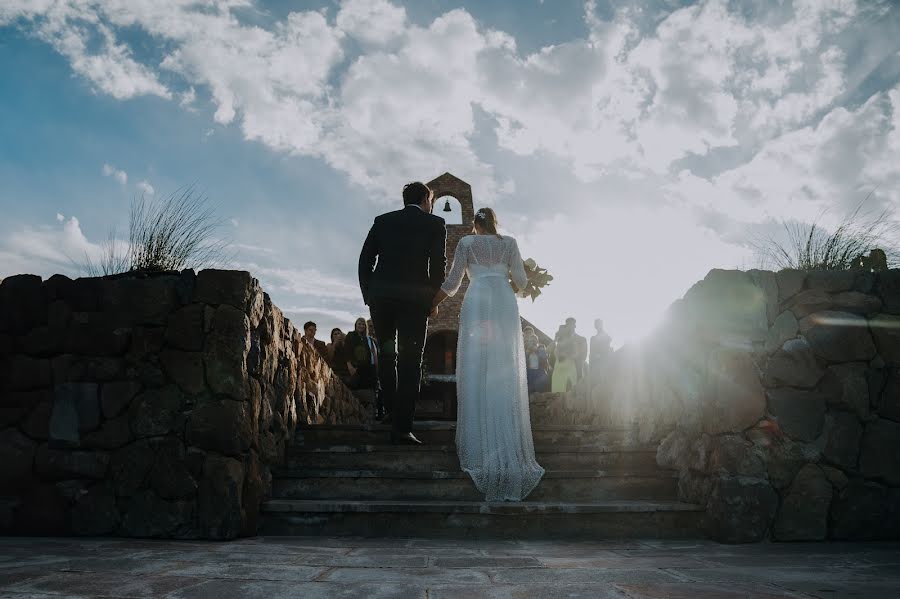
[336,0,407,46]
[55,213,64,222]
[230,218,239,227]
[136,180,155,196]
[0,215,103,278]
[239,263,362,302]
[102,163,128,185]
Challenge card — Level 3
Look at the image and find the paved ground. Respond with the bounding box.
[1,536,899,598]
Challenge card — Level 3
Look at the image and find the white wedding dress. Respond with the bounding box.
[441,234,545,501]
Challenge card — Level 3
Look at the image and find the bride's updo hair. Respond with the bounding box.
[473,208,501,238]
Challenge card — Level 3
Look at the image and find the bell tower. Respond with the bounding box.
[419,172,474,418]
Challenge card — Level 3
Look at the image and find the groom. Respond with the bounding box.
[358,182,447,445]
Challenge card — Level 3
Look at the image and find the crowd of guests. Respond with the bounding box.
[302,314,614,414]
[302,318,385,417]
[524,317,613,395]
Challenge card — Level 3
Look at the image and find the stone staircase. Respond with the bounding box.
[259,421,705,539]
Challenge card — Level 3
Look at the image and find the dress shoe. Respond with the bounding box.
[390,432,423,445]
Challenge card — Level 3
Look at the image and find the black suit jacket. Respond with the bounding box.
[359,205,447,311]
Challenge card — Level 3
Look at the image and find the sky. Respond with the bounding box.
[1,0,899,346]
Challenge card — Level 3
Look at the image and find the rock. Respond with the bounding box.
[877,270,900,314]
[204,305,250,400]
[0,274,46,334]
[705,435,766,478]
[701,349,766,435]
[773,464,832,541]
[187,398,254,456]
[63,316,131,356]
[680,270,769,344]
[703,476,778,543]
[831,479,891,540]
[198,454,244,540]
[102,275,179,326]
[22,326,65,357]
[20,399,52,440]
[241,450,267,536]
[128,326,166,361]
[34,445,109,479]
[160,350,206,395]
[51,355,124,383]
[42,274,73,302]
[820,363,870,420]
[12,483,68,535]
[807,270,855,293]
[149,437,197,500]
[776,269,806,303]
[62,277,102,312]
[831,291,882,315]
[800,311,877,363]
[822,410,863,471]
[176,269,196,305]
[47,300,71,330]
[787,289,833,319]
[763,337,824,388]
[101,381,142,419]
[767,388,826,442]
[71,483,120,535]
[748,270,779,325]
[80,413,132,450]
[195,270,260,314]
[165,304,205,351]
[762,439,818,490]
[822,465,849,490]
[677,469,712,504]
[859,418,900,485]
[870,314,900,365]
[877,369,900,422]
[764,311,799,354]
[129,386,184,438]
[0,428,37,490]
[0,389,47,430]
[656,429,693,471]
[53,383,100,433]
[6,356,52,391]
[120,489,194,537]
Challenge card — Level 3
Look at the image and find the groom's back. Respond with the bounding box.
[359,206,447,309]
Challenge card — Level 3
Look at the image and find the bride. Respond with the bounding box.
[431,208,545,501]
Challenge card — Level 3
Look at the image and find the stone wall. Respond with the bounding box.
[0,269,370,539]
[586,268,900,543]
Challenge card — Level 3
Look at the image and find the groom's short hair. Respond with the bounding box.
[403,182,432,206]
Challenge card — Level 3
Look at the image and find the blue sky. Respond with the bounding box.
[1,0,899,345]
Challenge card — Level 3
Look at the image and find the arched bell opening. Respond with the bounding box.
[434,194,466,226]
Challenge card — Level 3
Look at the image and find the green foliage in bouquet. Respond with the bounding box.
[515,258,553,302]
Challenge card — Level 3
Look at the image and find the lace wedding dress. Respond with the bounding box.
[441,234,545,501]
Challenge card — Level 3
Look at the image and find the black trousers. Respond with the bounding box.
[369,299,428,433]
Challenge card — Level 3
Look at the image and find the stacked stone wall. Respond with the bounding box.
[0,269,369,539]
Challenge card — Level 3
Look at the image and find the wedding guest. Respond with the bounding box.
[566,317,588,381]
[344,317,378,392]
[551,325,577,393]
[589,319,613,388]
[367,319,377,344]
[525,334,551,394]
[326,328,351,383]
[366,317,385,419]
[302,321,328,359]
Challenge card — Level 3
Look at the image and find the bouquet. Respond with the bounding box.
[513,258,553,302]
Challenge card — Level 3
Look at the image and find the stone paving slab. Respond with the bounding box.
[1,537,899,598]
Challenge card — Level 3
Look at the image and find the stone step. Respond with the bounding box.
[296,423,645,449]
[285,444,661,471]
[271,469,679,502]
[259,499,704,539]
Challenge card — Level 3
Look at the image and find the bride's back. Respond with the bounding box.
[463,234,515,273]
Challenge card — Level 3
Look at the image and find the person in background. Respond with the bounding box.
[344,317,379,393]
[551,324,578,393]
[367,319,378,345]
[525,333,551,394]
[367,318,386,420]
[302,321,328,360]
[590,319,613,388]
[567,317,588,381]
[326,328,351,384]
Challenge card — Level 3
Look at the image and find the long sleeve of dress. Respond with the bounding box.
[441,238,468,297]
[508,238,528,291]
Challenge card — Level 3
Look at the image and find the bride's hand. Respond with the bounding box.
[430,305,439,318]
